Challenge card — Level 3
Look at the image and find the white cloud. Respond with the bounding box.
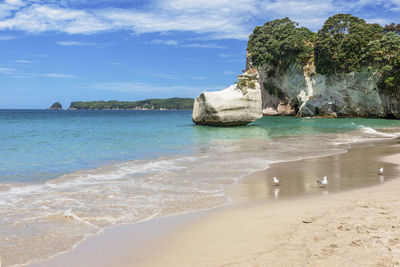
[222,70,236,75]
[0,66,16,75]
[57,41,97,46]
[150,39,227,49]
[189,76,205,80]
[0,0,256,39]
[219,53,234,58]
[0,65,76,78]
[0,0,25,20]
[155,73,178,80]
[87,82,199,94]
[0,4,109,34]
[387,0,400,10]
[258,0,338,30]
[0,35,17,40]
[181,43,227,49]
[260,0,336,16]
[14,59,35,63]
[366,18,392,25]
[151,39,179,46]
[41,73,77,78]
[0,0,396,39]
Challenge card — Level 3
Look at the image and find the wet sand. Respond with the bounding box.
[33,142,400,267]
[227,141,400,201]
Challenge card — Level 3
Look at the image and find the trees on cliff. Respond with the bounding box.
[367,32,400,95]
[384,23,400,35]
[247,18,315,71]
[314,14,383,74]
[247,14,400,95]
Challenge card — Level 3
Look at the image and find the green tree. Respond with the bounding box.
[315,14,383,74]
[247,17,315,72]
[384,23,400,35]
[365,32,400,95]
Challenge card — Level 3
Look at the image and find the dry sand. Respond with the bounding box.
[34,143,400,267]
[140,149,400,266]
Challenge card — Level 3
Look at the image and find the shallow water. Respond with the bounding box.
[1,110,400,266]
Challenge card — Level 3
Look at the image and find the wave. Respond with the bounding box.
[1,128,399,267]
[358,125,399,138]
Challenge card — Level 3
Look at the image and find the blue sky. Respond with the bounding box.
[0,0,399,108]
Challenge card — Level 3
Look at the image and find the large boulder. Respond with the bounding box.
[192,69,263,126]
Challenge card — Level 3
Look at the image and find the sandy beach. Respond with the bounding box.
[34,142,400,267]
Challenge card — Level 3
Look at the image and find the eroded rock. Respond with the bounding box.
[192,69,263,126]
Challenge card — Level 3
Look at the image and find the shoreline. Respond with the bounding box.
[32,139,400,267]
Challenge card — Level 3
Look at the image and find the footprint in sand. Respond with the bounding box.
[302,217,317,224]
[321,244,338,256]
[350,240,362,247]
[388,238,399,246]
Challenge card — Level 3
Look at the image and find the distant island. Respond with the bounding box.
[67,98,194,110]
[48,102,62,110]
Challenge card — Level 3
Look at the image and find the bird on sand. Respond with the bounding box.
[273,176,280,186]
[378,167,384,175]
[317,176,328,187]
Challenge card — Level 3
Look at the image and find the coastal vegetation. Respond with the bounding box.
[247,14,400,95]
[236,76,257,90]
[48,102,62,110]
[68,98,194,110]
[247,17,315,74]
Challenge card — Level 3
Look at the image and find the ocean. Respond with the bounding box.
[1,109,400,266]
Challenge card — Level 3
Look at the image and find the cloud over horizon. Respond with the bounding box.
[0,0,398,40]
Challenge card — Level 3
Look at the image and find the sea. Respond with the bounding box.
[1,109,400,266]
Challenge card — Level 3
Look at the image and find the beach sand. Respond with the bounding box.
[34,143,400,267]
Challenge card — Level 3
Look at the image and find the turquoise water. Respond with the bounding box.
[2,109,400,266]
[0,110,196,182]
[2,109,400,183]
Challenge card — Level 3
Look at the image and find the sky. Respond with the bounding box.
[0,0,399,108]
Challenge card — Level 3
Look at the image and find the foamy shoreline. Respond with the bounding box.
[31,140,400,267]
[5,128,379,267]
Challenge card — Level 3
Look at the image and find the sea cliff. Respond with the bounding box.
[258,62,400,118]
[192,14,400,126]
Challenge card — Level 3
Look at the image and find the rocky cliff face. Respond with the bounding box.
[259,63,400,119]
[192,68,263,126]
[192,56,400,126]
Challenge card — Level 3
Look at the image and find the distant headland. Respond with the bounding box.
[49,98,194,110]
[48,102,62,110]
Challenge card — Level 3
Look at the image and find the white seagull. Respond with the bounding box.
[378,167,384,175]
[273,176,281,186]
[317,176,328,187]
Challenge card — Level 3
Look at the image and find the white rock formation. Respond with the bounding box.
[192,69,263,126]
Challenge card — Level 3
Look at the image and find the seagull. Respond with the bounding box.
[317,176,328,187]
[378,167,384,175]
[273,176,280,186]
